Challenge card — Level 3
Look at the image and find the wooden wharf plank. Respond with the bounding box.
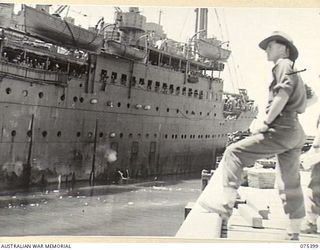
[237,204,263,228]
[176,203,223,239]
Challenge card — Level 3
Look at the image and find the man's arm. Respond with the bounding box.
[264,89,289,125]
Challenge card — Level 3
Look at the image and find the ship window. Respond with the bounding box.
[169,84,174,94]
[73,96,78,102]
[117,102,121,107]
[190,135,192,139]
[154,133,157,138]
[207,112,210,116]
[167,108,169,112]
[156,107,159,111]
[147,80,152,91]
[11,130,16,137]
[27,130,32,137]
[111,72,117,83]
[100,70,108,83]
[165,134,168,139]
[186,110,189,114]
[79,97,84,103]
[121,74,127,85]
[194,89,199,98]
[39,92,44,99]
[179,87,185,96]
[22,90,28,97]
[176,109,179,113]
[120,133,123,138]
[127,103,130,108]
[171,134,174,139]
[162,83,168,94]
[76,132,81,137]
[139,78,145,87]
[181,135,184,139]
[146,133,149,138]
[155,81,160,92]
[131,141,139,154]
[42,131,47,137]
[57,131,62,137]
[200,112,202,116]
[60,94,65,101]
[188,88,193,97]
[131,76,137,87]
[214,113,217,117]
[5,88,12,94]
[175,86,180,95]
[99,132,104,138]
[199,91,204,99]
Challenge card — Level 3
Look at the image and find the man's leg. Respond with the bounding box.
[198,131,289,217]
[276,148,306,239]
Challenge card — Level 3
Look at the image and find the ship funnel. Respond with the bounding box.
[129,7,140,13]
[195,8,208,39]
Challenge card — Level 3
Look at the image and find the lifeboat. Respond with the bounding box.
[105,40,146,60]
[196,38,231,62]
[23,5,104,52]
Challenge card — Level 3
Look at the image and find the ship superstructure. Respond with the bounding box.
[0,4,257,188]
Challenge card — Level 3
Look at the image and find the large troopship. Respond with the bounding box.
[0,4,257,189]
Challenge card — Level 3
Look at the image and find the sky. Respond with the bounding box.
[17,4,320,135]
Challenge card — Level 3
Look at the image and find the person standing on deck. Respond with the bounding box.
[300,114,320,234]
[198,31,307,240]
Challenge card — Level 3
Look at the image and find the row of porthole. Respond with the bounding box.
[9,130,227,139]
[6,88,44,98]
[4,88,219,117]
[164,134,227,139]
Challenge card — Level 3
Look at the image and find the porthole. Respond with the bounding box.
[42,131,47,137]
[120,133,123,138]
[146,133,149,138]
[76,132,81,137]
[60,94,65,101]
[99,132,104,138]
[11,130,16,137]
[22,90,28,97]
[57,131,62,137]
[6,88,12,94]
[167,108,169,112]
[127,103,130,108]
[79,97,84,103]
[39,92,44,98]
[27,130,32,137]
[117,102,121,107]
[200,112,202,116]
[156,107,159,111]
[79,84,83,88]
[186,110,189,114]
[73,96,78,102]
[165,134,168,139]
[176,109,179,113]
[154,133,157,138]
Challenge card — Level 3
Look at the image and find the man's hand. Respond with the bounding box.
[252,121,269,135]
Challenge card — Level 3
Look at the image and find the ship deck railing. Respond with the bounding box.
[0,60,68,85]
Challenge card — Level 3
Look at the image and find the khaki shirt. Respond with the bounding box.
[266,58,307,114]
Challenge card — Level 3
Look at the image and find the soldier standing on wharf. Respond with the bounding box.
[301,114,320,234]
[198,31,307,240]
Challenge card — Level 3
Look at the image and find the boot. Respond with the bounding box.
[300,220,318,234]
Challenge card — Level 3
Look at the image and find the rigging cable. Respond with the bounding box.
[214,8,236,93]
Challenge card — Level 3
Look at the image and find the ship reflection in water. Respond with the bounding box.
[0,175,201,236]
